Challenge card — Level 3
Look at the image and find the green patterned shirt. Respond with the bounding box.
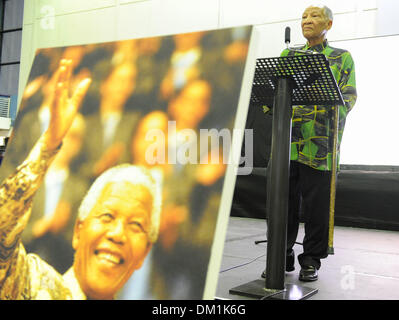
[281,40,357,171]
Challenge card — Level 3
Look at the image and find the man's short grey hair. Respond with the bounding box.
[77,164,162,243]
[322,6,333,22]
[306,4,333,21]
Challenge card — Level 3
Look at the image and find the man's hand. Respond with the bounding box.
[43,59,91,150]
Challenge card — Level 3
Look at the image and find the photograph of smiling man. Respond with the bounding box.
[0,26,253,300]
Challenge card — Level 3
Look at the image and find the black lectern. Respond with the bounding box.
[229,53,344,300]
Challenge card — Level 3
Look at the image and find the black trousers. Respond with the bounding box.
[286,161,332,270]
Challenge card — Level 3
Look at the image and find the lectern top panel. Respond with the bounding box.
[250,53,344,107]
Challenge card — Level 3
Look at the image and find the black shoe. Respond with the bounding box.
[299,266,318,282]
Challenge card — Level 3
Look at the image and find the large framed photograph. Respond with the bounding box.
[0,26,254,300]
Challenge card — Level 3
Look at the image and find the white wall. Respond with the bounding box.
[20,0,386,100]
[338,35,399,166]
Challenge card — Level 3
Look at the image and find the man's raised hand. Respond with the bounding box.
[44,59,91,150]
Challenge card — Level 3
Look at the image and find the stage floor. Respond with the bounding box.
[215,217,399,300]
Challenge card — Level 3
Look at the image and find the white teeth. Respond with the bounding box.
[96,251,122,265]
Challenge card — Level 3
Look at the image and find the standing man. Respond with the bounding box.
[262,5,357,281]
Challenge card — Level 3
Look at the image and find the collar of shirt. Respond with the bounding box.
[304,40,328,53]
[63,267,87,300]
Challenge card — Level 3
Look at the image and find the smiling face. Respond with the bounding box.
[301,6,332,46]
[72,181,153,300]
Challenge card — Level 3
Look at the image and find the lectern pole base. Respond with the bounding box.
[229,280,318,300]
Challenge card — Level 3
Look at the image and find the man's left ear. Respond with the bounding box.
[72,219,83,250]
[327,20,333,30]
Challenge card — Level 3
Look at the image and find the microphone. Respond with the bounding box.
[285,27,290,48]
[284,26,317,55]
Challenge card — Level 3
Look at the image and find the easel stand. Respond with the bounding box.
[229,53,344,300]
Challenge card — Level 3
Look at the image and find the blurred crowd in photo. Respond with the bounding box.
[0,26,251,299]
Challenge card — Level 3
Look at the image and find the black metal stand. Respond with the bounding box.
[266,77,293,290]
[229,53,344,300]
